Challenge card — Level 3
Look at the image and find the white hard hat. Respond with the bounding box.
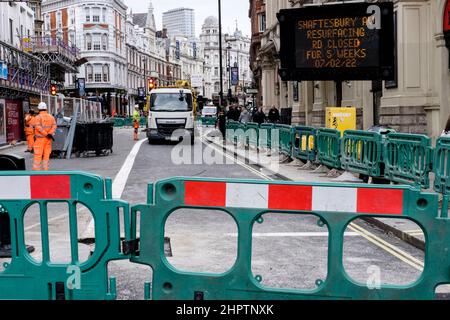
[38,102,47,110]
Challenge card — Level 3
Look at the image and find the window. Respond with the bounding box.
[57,11,62,28]
[85,7,90,22]
[258,13,266,32]
[93,34,101,50]
[102,8,107,23]
[214,82,220,93]
[102,65,109,82]
[214,67,219,76]
[85,34,92,50]
[86,65,93,82]
[9,19,13,45]
[102,34,108,50]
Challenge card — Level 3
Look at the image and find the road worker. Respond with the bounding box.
[133,105,140,141]
[24,109,36,153]
[33,102,57,171]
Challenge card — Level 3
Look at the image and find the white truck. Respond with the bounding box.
[146,87,196,145]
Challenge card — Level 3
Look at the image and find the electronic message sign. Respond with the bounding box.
[278,2,395,81]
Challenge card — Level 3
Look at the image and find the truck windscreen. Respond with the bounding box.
[150,93,193,112]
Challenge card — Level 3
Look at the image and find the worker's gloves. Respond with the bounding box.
[47,134,55,141]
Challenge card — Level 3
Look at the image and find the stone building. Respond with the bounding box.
[200,16,252,103]
[254,0,450,140]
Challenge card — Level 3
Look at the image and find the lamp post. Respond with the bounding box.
[226,42,232,104]
[218,0,224,107]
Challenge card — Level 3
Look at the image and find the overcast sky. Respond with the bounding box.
[124,0,251,37]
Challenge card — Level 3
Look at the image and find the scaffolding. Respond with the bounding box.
[27,36,83,83]
[0,40,50,99]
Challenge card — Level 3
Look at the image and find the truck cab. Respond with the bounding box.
[147,88,196,145]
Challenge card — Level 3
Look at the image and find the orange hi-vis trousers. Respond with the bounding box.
[33,137,52,171]
[26,133,35,152]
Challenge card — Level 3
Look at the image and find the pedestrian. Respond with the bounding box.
[32,102,57,171]
[226,105,235,121]
[253,107,266,125]
[239,107,252,124]
[235,106,242,121]
[133,105,140,141]
[216,107,227,140]
[442,116,450,137]
[268,106,280,123]
[24,109,36,153]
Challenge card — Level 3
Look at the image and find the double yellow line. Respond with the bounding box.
[203,135,425,272]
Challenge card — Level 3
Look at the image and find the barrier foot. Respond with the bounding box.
[279,155,292,164]
[287,158,305,167]
[325,169,344,179]
[298,161,317,171]
[311,165,330,175]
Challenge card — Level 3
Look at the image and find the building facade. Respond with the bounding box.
[249,0,266,108]
[162,7,195,38]
[200,16,252,103]
[43,0,128,116]
[0,2,50,145]
[255,0,450,140]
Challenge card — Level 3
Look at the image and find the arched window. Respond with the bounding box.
[103,64,109,82]
[85,34,92,50]
[86,64,93,82]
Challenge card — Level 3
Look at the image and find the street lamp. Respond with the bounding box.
[226,42,232,103]
[218,0,224,107]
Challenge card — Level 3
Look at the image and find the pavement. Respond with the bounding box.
[0,126,448,300]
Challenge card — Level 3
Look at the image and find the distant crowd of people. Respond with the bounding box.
[215,104,282,139]
[225,105,281,125]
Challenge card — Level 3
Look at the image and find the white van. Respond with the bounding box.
[147,88,195,145]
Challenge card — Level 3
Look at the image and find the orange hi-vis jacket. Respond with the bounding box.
[24,115,36,136]
[34,111,57,138]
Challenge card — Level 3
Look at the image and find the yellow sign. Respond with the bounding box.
[21,38,32,53]
[326,107,356,136]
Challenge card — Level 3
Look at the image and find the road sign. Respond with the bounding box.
[278,2,395,81]
[190,74,203,88]
[245,88,259,94]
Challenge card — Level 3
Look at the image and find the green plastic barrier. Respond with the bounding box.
[434,137,450,195]
[245,123,259,148]
[316,128,342,169]
[139,117,147,127]
[235,122,247,146]
[226,121,239,144]
[275,124,294,156]
[124,117,133,127]
[259,123,274,149]
[130,177,449,300]
[293,126,317,162]
[201,117,217,127]
[384,133,433,189]
[0,172,131,300]
[341,130,384,177]
[114,118,125,128]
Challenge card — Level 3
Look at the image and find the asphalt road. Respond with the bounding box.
[1,128,445,300]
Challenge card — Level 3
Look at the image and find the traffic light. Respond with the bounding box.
[148,78,156,92]
[50,84,57,96]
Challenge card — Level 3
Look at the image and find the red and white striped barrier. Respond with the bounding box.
[0,175,71,200]
[184,181,404,216]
